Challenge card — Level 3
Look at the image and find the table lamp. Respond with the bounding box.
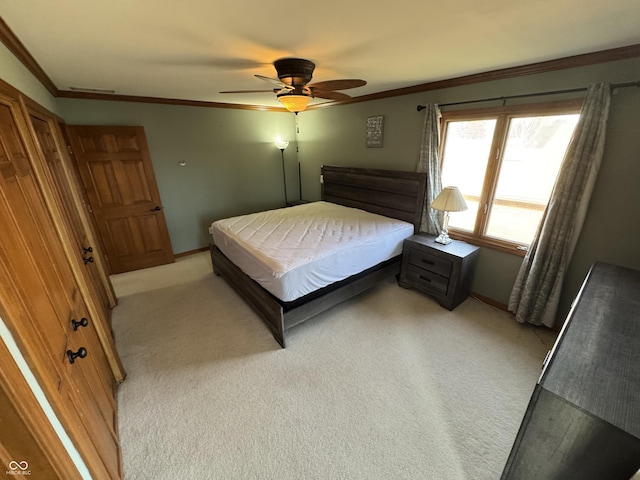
[431,186,468,245]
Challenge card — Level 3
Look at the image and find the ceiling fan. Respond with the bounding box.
[220,57,366,113]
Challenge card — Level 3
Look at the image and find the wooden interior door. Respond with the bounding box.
[66,125,174,274]
[0,90,122,479]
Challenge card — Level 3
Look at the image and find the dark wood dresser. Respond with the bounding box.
[398,234,479,310]
[501,262,640,479]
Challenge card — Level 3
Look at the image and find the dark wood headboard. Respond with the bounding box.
[321,165,426,232]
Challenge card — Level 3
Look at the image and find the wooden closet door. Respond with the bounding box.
[58,119,117,306]
[29,114,112,315]
[67,125,175,273]
[22,103,125,385]
[0,92,122,479]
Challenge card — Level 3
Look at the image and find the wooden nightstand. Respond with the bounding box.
[398,234,479,310]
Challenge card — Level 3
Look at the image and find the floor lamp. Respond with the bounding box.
[275,136,289,205]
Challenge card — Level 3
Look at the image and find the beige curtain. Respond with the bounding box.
[509,83,611,327]
[417,104,443,235]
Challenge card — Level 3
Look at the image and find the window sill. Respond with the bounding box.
[448,231,528,257]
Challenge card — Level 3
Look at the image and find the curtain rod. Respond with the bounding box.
[416,80,640,111]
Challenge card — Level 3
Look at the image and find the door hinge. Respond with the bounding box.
[66,145,73,155]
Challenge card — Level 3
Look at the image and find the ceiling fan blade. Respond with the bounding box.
[221,59,363,103]
[255,74,293,89]
[307,79,366,91]
[219,89,275,94]
[255,74,282,83]
[311,90,352,101]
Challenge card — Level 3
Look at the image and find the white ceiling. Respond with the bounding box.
[2,0,640,109]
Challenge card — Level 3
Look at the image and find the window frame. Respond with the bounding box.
[438,99,583,256]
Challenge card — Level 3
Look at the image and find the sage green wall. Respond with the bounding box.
[0,42,59,114]
[297,57,640,324]
[5,38,640,324]
[58,100,298,254]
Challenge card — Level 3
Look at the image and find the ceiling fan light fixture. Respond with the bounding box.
[277,94,312,113]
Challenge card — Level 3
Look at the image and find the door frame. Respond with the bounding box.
[0,326,84,479]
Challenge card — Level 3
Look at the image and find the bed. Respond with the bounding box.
[209,165,426,347]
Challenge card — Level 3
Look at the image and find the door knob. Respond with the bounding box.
[67,347,87,364]
[71,317,88,331]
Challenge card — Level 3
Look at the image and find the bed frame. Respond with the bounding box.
[209,165,426,347]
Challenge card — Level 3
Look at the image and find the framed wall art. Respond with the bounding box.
[366,115,384,148]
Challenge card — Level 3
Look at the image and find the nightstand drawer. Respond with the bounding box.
[403,265,449,295]
[406,247,453,278]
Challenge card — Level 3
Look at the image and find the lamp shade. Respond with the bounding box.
[274,136,289,150]
[278,94,312,113]
[431,186,468,212]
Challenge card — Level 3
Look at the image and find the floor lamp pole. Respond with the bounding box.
[298,161,302,201]
[280,148,288,206]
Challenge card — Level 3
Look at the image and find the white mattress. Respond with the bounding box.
[210,201,414,302]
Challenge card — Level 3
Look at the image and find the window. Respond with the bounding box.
[439,101,581,254]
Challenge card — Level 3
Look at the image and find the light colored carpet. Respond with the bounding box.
[111,252,557,480]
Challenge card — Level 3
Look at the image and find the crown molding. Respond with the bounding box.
[339,43,640,106]
[55,89,288,111]
[2,14,639,110]
[0,17,59,96]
